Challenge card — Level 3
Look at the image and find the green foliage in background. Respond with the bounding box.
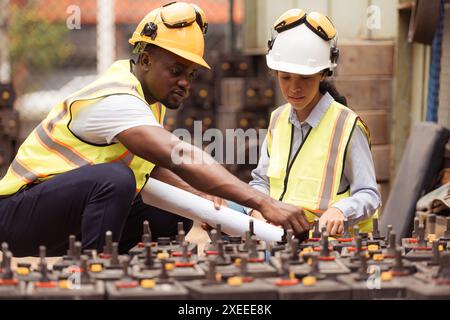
[8,1,72,72]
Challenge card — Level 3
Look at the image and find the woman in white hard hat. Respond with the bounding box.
[247,9,381,236]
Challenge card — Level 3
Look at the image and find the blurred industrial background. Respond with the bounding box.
[0,0,449,217]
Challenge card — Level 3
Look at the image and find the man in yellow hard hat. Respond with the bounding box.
[0,2,309,256]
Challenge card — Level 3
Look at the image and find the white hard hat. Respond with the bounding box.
[266,22,338,75]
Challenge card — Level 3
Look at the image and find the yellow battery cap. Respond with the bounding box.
[300,247,313,257]
[16,267,30,275]
[90,264,103,273]
[227,276,243,287]
[165,262,176,271]
[141,279,156,289]
[58,280,70,289]
[373,254,384,261]
[381,271,393,282]
[157,252,170,260]
[302,276,317,286]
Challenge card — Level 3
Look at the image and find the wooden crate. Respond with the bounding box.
[213,54,255,78]
[333,76,392,110]
[219,78,275,111]
[417,212,449,238]
[335,40,395,76]
[442,168,450,185]
[358,110,389,145]
[436,215,449,238]
[371,145,391,182]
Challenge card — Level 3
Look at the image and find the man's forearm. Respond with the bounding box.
[118,126,271,212]
[151,163,268,214]
[150,166,200,195]
[118,126,310,234]
[169,143,270,211]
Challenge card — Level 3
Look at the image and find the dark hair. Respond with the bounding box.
[132,43,158,64]
[132,43,157,57]
[143,43,157,53]
[319,80,347,106]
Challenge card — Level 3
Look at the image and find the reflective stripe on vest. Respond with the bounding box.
[10,159,42,183]
[0,60,165,196]
[266,101,377,232]
[317,108,353,211]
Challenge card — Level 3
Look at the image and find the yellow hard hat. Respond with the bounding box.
[129,2,210,69]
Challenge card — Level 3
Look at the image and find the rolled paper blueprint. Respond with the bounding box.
[141,178,284,242]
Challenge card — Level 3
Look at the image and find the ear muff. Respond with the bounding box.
[327,45,339,76]
[267,37,275,51]
[330,45,339,64]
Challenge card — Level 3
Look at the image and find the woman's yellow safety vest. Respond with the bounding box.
[0,60,165,196]
[266,101,378,233]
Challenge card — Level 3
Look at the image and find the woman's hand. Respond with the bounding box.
[319,207,345,236]
[200,194,227,231]
[201,194,227,210]
[249,209,267,222]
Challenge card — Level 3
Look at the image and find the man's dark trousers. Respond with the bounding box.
[0,163,193,257]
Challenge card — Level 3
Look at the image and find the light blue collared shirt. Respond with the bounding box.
[248,92,381,223]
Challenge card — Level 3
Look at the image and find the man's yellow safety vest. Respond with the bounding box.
[266,101,378,233]
[0,60,165,196]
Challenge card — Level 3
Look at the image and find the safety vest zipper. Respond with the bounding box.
[278,126,312,202]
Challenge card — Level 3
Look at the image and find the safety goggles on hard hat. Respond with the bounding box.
[273,8,336,41]
[141,1,208,40]
[190,4,208,34]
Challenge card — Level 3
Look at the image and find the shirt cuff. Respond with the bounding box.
[248,183,270,196]
[330,199,363,221]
